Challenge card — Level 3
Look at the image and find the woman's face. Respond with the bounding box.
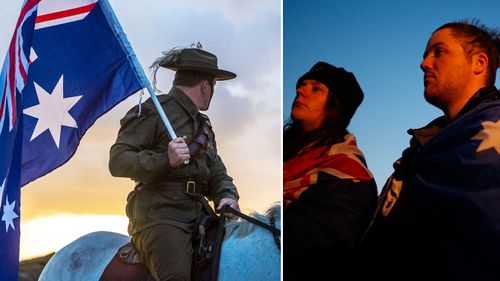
[291,79,329,131]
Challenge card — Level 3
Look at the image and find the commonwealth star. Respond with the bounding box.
[1,196,18,232]
[24,75,82,148]
[472,120,500,154]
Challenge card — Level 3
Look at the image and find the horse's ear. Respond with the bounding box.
[266,203,281,220]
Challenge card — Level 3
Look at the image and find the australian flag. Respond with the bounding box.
[0,0,148,279]
[368,88,500,280]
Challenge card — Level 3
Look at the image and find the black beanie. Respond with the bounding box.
[296,61,364,124]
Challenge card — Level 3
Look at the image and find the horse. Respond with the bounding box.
[38,204,281,281]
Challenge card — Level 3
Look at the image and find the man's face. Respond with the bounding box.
[291,79,329,131]
[420,28,474,110]
[199,79,216,111]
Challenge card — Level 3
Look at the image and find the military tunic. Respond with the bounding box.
[109,86,239,234]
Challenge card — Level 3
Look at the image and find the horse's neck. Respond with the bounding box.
[219,206,281,281]
[224,204,281,238]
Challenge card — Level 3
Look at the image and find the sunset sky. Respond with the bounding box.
[0,0,281,259]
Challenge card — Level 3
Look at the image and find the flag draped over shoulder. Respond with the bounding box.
[404,99,500,277]
[0,0,148,279]
[283,134,373,202]
[374,92,500,279]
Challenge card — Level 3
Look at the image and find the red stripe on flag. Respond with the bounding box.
[8,86,16,128]
[15,0,41,31]
[17,37,27,82]
[0,81,7,121]
[35,3,96,24]
[4,0,41,126]
[8,47,16,126]
[327,156,373,181]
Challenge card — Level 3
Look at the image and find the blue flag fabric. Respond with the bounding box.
[22,0,148,185]
[371,90,500,280]
[0,1,40,279]
[0,0,148,279]
[408,98,500,279]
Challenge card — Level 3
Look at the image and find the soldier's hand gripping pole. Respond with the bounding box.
[145,83,190,165]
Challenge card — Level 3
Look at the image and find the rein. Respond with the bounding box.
[219,205,281,249]
[211,205,281,281]
[200,204,282,281]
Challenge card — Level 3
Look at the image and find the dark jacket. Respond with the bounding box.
[357,87,500,281]
[283,136,378,281]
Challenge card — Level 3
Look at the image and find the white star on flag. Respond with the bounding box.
[1,196,18,232]
[29,47,37,64]
[472,120,500,154]
[24,75,82,148]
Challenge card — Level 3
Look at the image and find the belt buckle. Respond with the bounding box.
[186,180,196,194]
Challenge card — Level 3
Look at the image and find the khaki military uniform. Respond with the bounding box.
[109,87,239,281]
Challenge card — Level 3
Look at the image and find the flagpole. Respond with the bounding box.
[100,0,189,164]
[144,84,177,139]
[144,84,190,165]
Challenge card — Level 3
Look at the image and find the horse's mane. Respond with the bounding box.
[224,202,281,239]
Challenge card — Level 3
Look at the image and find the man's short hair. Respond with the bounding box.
[173,69,216,87]
[436,20,500,85]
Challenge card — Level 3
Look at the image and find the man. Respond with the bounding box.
[357,21,500,281]
[109,47,240,281]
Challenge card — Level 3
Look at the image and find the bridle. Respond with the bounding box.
[219,205,281,249]
[209,205,281,281]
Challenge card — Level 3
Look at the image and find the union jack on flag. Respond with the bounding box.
[283,133,374,203]
[0,0,38,134]
[0,0,148,279]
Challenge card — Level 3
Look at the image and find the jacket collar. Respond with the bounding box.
[169,86,200,118]
[408,86,498,147]
[454,86,498,121]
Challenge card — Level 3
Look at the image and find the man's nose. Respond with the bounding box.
[420,56,430,72]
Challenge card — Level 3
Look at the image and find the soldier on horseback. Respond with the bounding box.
[109,45,240,281]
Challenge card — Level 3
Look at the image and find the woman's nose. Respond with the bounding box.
[296,86,305,97]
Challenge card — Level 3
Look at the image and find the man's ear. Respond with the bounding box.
[200,79,210,91]
[472,52,489,75]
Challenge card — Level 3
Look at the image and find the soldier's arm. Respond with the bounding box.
[109,105,173,184]
[207,137,239,204]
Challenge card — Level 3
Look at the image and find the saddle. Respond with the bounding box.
[99,214,222,281]
[98,244,152,281]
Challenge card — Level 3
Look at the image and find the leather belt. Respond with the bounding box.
[153,179,208,196]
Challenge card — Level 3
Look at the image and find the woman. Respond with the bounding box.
[283,62,377,280]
